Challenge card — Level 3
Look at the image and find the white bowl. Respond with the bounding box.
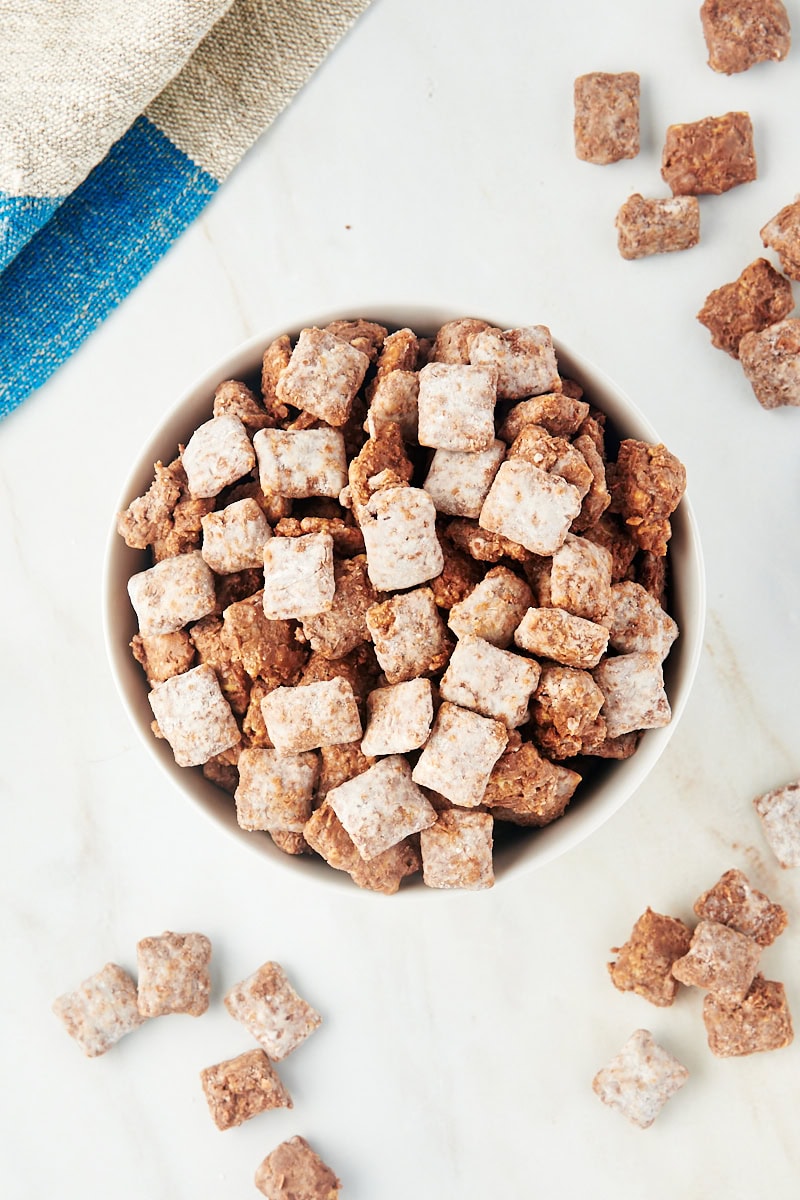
[104,308,705,891]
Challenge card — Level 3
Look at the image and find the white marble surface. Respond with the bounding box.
[2,1,800,1196]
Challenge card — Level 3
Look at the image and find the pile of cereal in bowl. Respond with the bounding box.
[116,317,687,892]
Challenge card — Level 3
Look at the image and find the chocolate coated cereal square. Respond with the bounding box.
[261,678,362,754]
[53,963,145,1057]
[671,919,761,1001]
[366,587,451,684]
[469,325,561,399]
[479,460,582,556]
[697,257,794,357]
[514,606,609,669]
[181,414,256,498]
[693,868,788,946]
[327,755,437,860]
[661,111,756,196]
[573,72,640,165]
[439,634,541,728]
[136,931,212,1018]
[701,0,791,75]
[760,197,800,279]
[420,809,495,890]
[448,565,532,648]
[412,701,508,808]
[703,974,793,1056]
[423,440,506,518]
[254,1136,340,1199]
[416,362,498,452]
[224,961,321,1060]
[253,427,348,498]
[200,1048,292,1130]
[360,678,434,756]
[360,486,444,591]
[739,318,800,409]
[201,498,271,574]
[128,550,216,636]
[593,652,671,739]
[148,663,240,766]
[275,327,370,426]
[615,194,701,260]
[608,908,694,1007]
[262,532,335,619]
[235,747,318,832]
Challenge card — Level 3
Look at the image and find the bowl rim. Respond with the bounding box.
[103,306,706,895]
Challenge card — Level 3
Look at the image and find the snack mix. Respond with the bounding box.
[119,318,687,891]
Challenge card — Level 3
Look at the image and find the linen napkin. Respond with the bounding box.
[0,0,373,421]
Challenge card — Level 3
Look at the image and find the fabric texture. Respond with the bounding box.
[0,0,373,421]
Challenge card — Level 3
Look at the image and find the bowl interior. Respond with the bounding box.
[103,308,705,893]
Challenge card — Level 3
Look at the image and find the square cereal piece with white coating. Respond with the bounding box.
[235,747,318,832]
[739,318,800,409]
[592,1029,688,1129]
[416,362,497,451]
[412,701,508,808]
[263,532,335,620]
[574,72,640,164]
[608,908,694,1007]
[470,325,561,400]
[128,550,216,636]
[448,565,532,648]
[149,663,240,766]
[701,0,791,75]
[181,414,256,498]
[366,369,420,442]
[593,652,671,738]
[693,868,788,947]
[53,963,145,1057]
[255,1136,341,1200]
[550,534,613,621]
[261,678,362,754]
[301,555,377,660]
[753,780,800,867]
[201,498,271,574]
[423,439,506,518]
[224,961,321,1060]
[479,460,582,555]
[360,486,444,591]
[761,197,800,280]
[514,607,609,669]
[615,194,700,260]
[200,1048,292,1130]
[327,755,437,860]
[361,678,434,756]
[136,931,212,1018]
[605,581,679,661]
[439,635,541,728]
[703,975,793,1057]
[274,327,370,426]
[671,920,761,1002]
[366,587,451,684]
[253,428,347,498]
[421,809,494,890]
[304,802,422,894]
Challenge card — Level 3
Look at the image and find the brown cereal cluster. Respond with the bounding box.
[118,318,686,892]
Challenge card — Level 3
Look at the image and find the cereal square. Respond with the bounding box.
[593,652,671,739]
[499,393,590,442]
[479,460,582,555]
[609,439,686,556]
[661,111,757,196]
[412,701,508,808]
[753,780,800,867]
[366,369,420,442]
[366,587,451,684]
[253,427,348,498]
[739,318,800,409]
[224,961,321,1060]
[136,931,212,1018]
[327,755,437,860]
[448,565,532,648]
[304,803,422,894]
[200,1048,292,1130]
[761,196,800,279]
[131,629,195,685]
[212,378,273,433]
[671,920,761,1001]
[469,325,561,399]
[235,747,318,832]
[615,194,701,259]
[483,742,577,826]
[693,868,788,946]
[201,498,271,574]
[274,327,370,426]
[263,532,335,619]
[697,257,794,357]
[573,72,640,165]
[222,591,306,684]
[604,581,679,661]
[254,1136,341,1200]
[148,664,240,766]
[550,534,612,621]
[360,486,444,591]
[701,0,791,75]
[439,635,541,728]
[181,414,256,498]
[608,908,694,1007]
[261,678,362,754]
[592,1029,689,1129]
[514,606,609,669]
[128,550,216,636]
[52,963,145,1057]
[360,678,434,756]
[423,439,506,518]
[301,554,377,659]
[420,809,494,890]
[430,317,494,364]
[416,362,497,451]
[703,975,793,1057]
[531,664,605,757]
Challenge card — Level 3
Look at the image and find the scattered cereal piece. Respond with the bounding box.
[275,327,370,426]
[615,194,701,260]
[225,962,321,1061]
[136,931,211,1018]
[753,780,800,866]
[235,748,318,832]
[739,318,800,409]
[469,325,561,399]
[514,606,609,669]
[360,678,434,756]
[366,369,420,442]
[672,919,761,1001]
[498,392,590,442]
[439,635,541,728]
[592,1029,689,1129]
[703,974,793,1056]
[200,1048,292,1130]
[420,809,495,890]
[327,755,437,860]
[128,550,216,636]
[412,701,508,808]
[760,196,800,279]
[609,440,686,556]
[661,111,756,196]
[130,629,195,685]
[448,565,532,648]
[573,72,640,165]
[416,362,497,452]
[254,1136,341,1200]
[300,555,377,659]
[181,414,256,499]
[366,587,451,684]
[201,498,271,575]
[604,581,679,661]
[304,803,421,893]
[148,663,240,766]
[479,459,582,555]
[262,532,335,620]
[608,908,694,1007]
[52,963,145,1057]
[253,428,348,499]
[359,486,444,591]
[423,439,506,519]
[693,868,788,946]
[593,652,671,739]
[701,0,791,75]
[697,257,794,357]
[261,678,362,754]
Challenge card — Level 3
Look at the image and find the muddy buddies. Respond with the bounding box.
[118,317,687,891]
